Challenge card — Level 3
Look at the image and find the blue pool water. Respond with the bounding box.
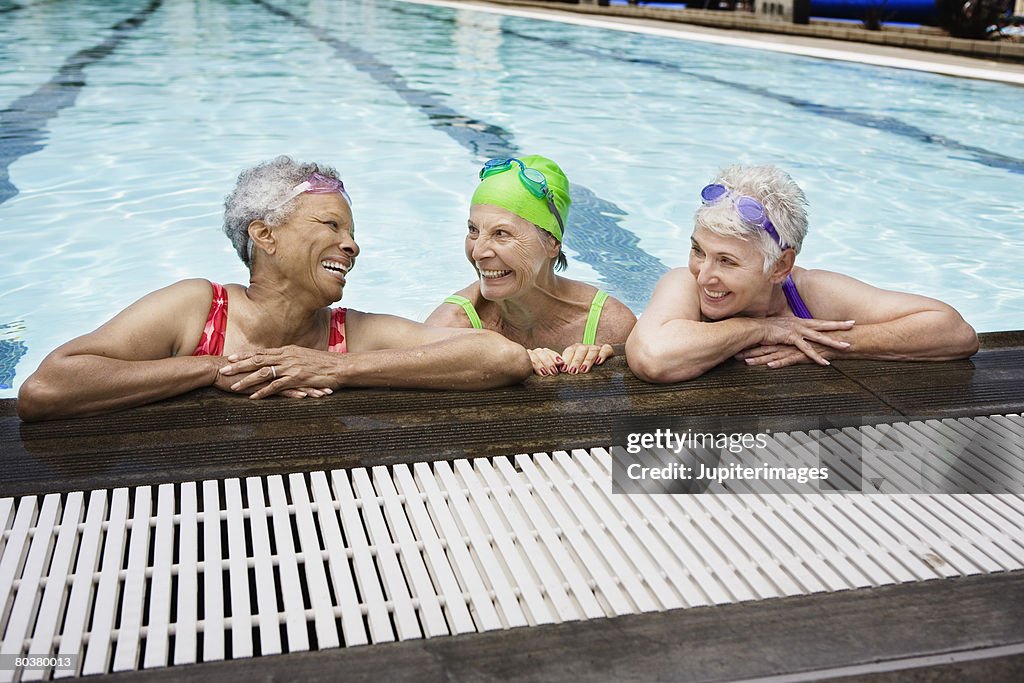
[1,0,1022,398]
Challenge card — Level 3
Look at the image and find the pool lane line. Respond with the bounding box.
[0,0,60,13]
[392,2,1024,176]
[0,0,165,206]
[405,0,1024,87]
[252,0,669,311]
[253,0,510,157]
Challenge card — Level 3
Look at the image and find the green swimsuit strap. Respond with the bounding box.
[443,294,482,329]
[445,291,606,341]
[582,289,609,345]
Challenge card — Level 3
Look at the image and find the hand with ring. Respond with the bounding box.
[218,346,338,399]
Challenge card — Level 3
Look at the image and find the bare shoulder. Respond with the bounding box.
[639,268,700,324]
[795,268,958,323]
[116,278,212,306]
[596,294,637,344]
[57,278,219,360]
[650,267,699,300]
[794,268,881,319]
[159,278,222,308]
[424,282,481,327]
[345,309,398,351]
[94,278,216,330]
[143,277,221,327]
[794,268,865,291]
[659,266,696,285]
[345,309,446,352]
[343,308,400,335]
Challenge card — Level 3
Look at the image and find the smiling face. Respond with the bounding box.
[466,204,558,301]
[268,192,359,302]
[688,226,782,320]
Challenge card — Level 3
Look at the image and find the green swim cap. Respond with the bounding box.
[471,155,571,241]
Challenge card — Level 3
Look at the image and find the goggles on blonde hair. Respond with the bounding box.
[701,183,786,249]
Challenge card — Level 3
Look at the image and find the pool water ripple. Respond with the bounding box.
[398,4,1023,173]
[0,0,165,204]
[251,0,668,311]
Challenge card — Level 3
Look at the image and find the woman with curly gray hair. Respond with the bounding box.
[18,156,531,421]
[627,165,978,383]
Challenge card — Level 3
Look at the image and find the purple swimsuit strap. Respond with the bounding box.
[782,274,813,320]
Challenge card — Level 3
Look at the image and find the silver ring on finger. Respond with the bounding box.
[271,365,277,379]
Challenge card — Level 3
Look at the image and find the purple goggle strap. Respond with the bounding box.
[700,184,786,249]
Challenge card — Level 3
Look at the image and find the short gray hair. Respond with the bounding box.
[223,155,342,269]
[694,165,808,273]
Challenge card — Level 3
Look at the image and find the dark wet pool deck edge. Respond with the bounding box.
[2,331,1022,498]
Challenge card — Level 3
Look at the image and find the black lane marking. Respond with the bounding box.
[0,0,165,205]
[1,0,63,14]
[393,3,1024,175]
[253,0,669,310]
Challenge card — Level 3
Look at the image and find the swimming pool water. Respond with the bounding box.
[1,0,1022,397]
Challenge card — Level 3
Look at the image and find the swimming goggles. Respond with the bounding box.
[270,172,352,211]
[248,172,351,263]
[701,183,786,249]
[480,158,565,240]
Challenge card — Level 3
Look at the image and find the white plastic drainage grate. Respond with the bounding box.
[0,416,1023,679]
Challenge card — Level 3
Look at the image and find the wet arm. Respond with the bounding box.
[801,274,978,361]
[16,280,219,421]
[797,315,975,362]
[337,333,530,389]
[626,270,851,382]
[624,270,757,382]
[224,312,532,396]
[18,352,223,421]
[627,315,771,383]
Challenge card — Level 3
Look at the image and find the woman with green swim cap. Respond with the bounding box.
[426,155,636,376]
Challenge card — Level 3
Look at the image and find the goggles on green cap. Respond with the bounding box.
[475,157,566,241]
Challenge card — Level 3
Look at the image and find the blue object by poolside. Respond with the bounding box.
[811,0,937,23]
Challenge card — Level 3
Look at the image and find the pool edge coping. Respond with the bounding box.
[407,0,1024,84]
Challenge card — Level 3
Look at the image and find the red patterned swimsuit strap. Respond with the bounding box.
[193,282,228,356]
[328,308,347,353]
